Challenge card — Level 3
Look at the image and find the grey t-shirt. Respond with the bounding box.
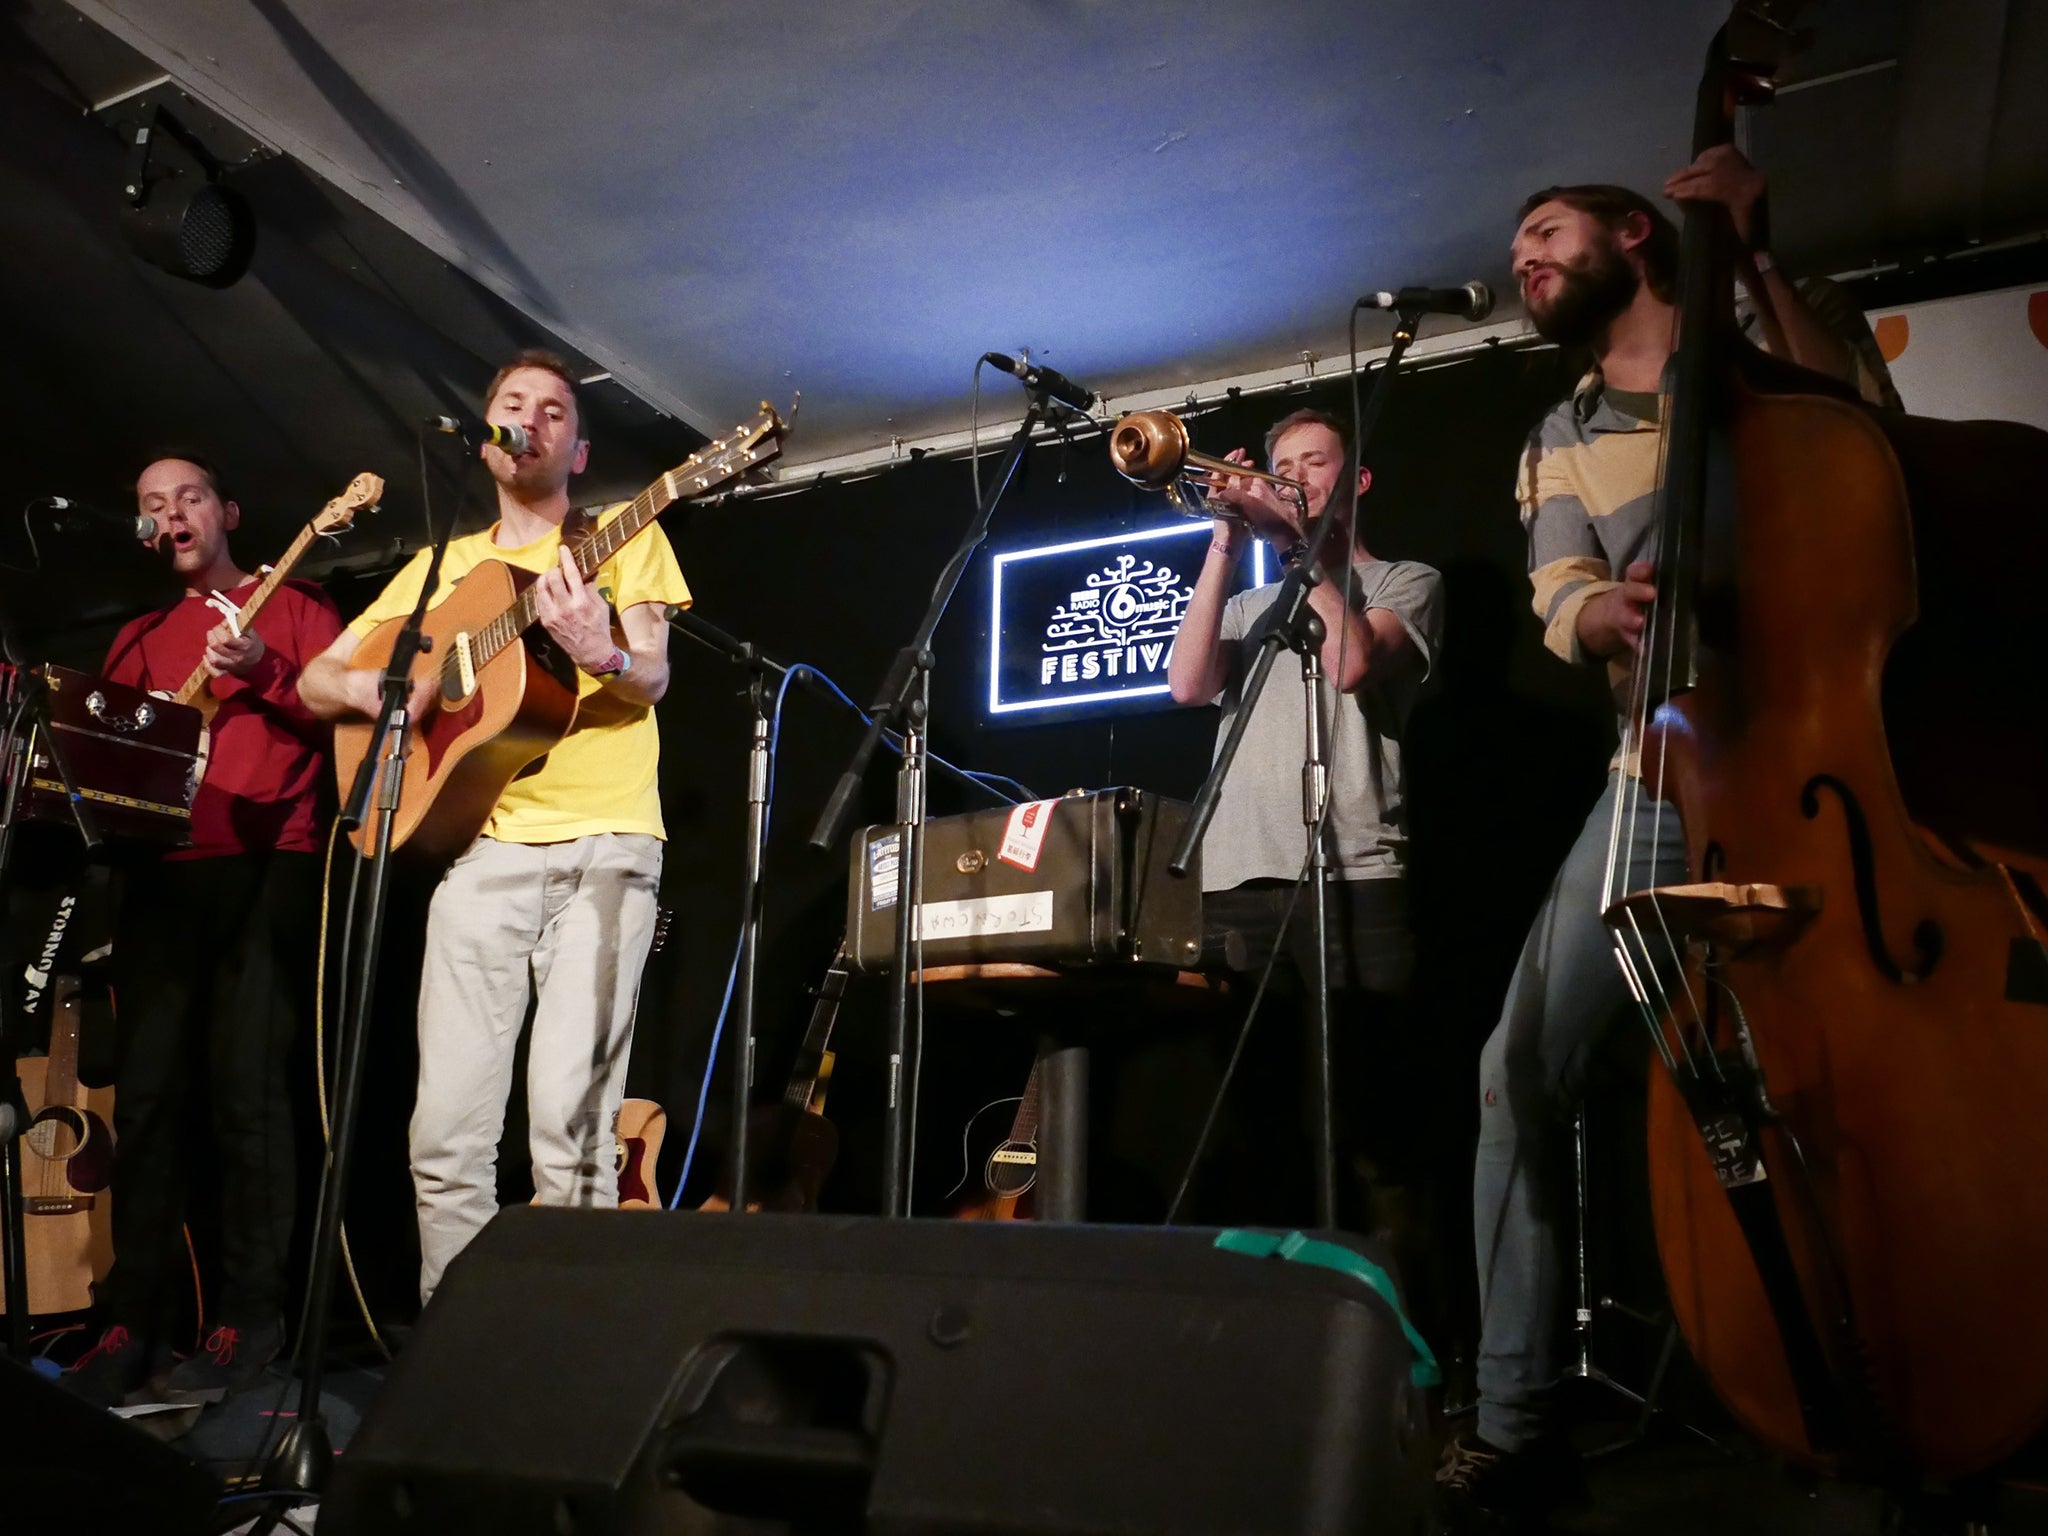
[1198,558,1444,890]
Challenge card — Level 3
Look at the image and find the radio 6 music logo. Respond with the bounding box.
[1038,553,1189,687]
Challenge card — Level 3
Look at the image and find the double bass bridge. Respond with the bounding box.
[1606,880,1821,955]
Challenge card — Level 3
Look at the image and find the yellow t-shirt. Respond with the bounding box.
[346,505,692,844]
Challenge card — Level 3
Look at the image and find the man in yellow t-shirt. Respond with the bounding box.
[302,349,690,1300]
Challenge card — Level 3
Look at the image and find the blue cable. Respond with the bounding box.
[794,667,1036,803]
[666,658,1029,1207]
[671,663,801,1206]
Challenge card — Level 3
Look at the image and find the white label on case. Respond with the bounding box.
[913,890,1054,941]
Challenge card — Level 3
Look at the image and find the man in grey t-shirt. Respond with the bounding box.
[1166,406,1443,1231]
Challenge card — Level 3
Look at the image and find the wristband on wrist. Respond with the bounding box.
[590,647,632,680]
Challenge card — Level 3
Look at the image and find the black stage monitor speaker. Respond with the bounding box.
[0,1357,221,1534]
[325,1209,1431,1535]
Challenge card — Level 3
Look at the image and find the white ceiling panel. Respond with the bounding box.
[72,0,1731,464]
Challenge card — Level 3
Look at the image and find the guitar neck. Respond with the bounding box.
[41,979,82,1105]
[461,407,784,673]
[469,483,676,671]
[173,524,319,706]
[1006,1062,1042,1144]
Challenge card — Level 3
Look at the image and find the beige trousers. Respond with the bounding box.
[410,831,662,1301]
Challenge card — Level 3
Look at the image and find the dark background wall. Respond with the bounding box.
[411,347,1611,1284]
[0,0,1623,1319]
[580,345,1624,1358]
[3,230,1622,1335]
[15,336,1622,1324]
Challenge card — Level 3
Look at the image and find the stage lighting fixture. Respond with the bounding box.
[119,109,256,288]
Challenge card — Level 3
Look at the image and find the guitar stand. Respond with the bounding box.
[1567,1108,1722,1459]
[0,649,103,1360]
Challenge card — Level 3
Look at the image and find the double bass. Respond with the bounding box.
[1609,5,2048,1489]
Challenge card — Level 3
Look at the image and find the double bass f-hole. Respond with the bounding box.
[1799,776,1944,985]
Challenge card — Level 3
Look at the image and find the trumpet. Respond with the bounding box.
[1107,409,1305,524]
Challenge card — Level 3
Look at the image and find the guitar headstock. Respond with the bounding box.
[314,473,384,536]
[661,403,788,503]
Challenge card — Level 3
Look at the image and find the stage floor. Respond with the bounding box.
[143,1358,2048,1534]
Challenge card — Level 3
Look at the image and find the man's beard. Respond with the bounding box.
[1527,240,1638,349]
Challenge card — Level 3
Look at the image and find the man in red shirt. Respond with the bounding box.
[67,455,340,1407]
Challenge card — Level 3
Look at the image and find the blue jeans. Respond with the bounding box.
[1473,773,1686,1452]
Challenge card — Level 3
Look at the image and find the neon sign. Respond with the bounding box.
[987,522,1271,716]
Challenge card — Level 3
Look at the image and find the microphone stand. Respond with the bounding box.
[667,607,1028,1213]
[1168,304,1426,1228]
[264,445,467,1501]
[804,388,1061,1217]
[0,642,103,1360]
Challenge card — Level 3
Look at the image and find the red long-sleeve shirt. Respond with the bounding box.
[104,578,342,860]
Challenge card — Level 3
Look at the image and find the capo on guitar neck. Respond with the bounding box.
[204,589,243,637]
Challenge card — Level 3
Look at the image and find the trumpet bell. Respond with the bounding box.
[1108,407,1305,525]
[1108,410,1192,490]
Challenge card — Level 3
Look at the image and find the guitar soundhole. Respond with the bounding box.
[986,1142,1038,1199]
[26,1106,85,1161]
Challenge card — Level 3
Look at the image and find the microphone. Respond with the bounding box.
[664,603,749,663]
[40,497,157,542]
[1358,282,1495,321]
[982,352,1099,412]
[424,415,531,454]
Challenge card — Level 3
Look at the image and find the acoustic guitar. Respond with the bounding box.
[700,947,849,1214]
[615,1098,666,1210]
[170,472,384,721]
[332,407,786,859]
[612,907,675,1210]
[951,1062,1039,1222]
[0,976,115,1316]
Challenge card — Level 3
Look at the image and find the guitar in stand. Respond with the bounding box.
[332,408,787,860]
[615,1100,666,1210]
[0,976,113,1316]
[951,1062,1040,1222]
[700,947,849,1214]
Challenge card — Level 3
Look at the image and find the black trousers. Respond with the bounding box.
[1198,876,1420,1232]
[101,850,320,1335]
